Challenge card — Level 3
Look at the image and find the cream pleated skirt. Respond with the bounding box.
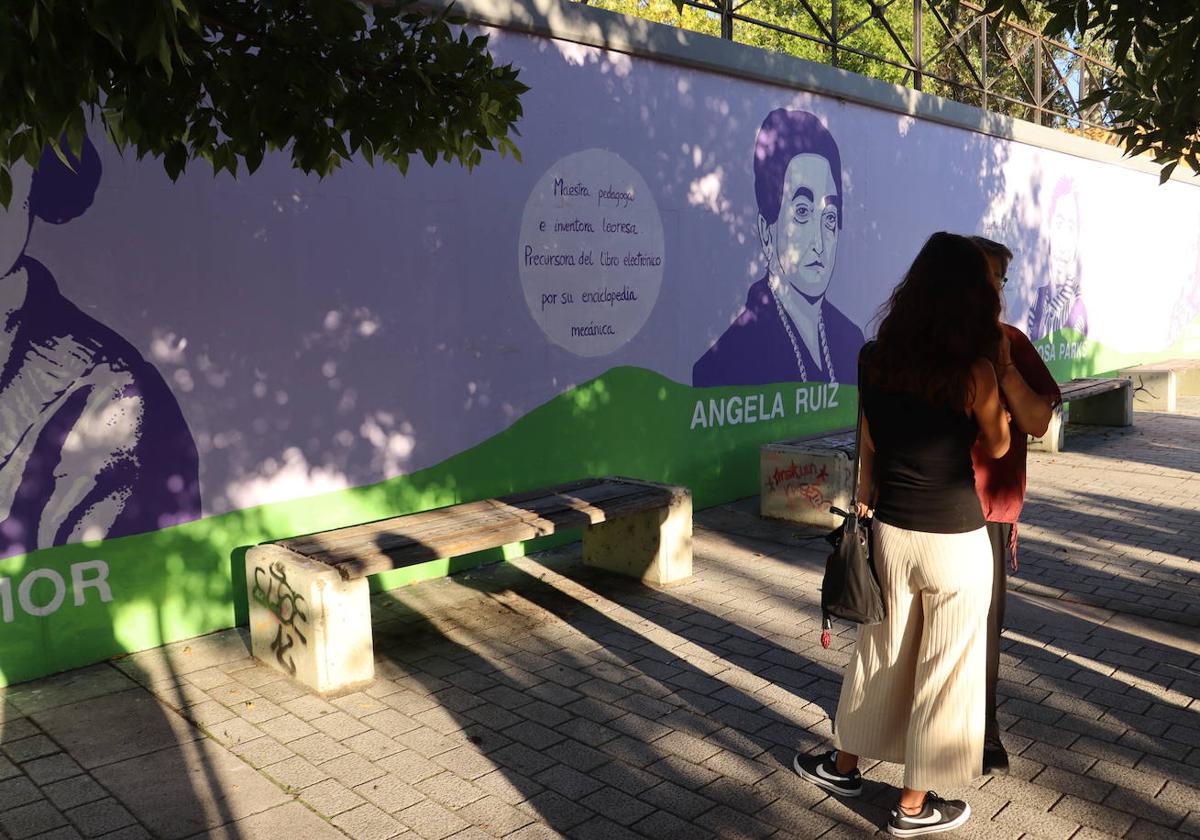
[832,520,993,790]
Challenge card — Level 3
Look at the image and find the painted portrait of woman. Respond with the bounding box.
[0,139,200,557]
[1027,178,1088,341]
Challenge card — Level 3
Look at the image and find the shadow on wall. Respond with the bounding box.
[64,28,1078,525]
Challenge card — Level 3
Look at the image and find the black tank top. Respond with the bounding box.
[861,384,985,534]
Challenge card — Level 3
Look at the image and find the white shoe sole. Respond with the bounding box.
[793,754,862,798]
[887,803,971,836]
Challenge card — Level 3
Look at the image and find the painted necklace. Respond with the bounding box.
[771,286,836,384]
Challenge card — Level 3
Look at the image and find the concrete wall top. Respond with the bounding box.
[453,0,1199,188]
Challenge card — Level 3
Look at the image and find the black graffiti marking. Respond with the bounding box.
[253,563,308,675]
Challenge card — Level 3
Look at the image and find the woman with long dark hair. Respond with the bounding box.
[795,232,1010,836]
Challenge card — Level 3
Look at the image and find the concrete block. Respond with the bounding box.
[246,545,374,695]
[583,482,692,585]
[1068,384,1133,427]
[1120,368,1177,412]
[1028,405,1065,453]
[1177,365,1200,395]
[759,433,854,528]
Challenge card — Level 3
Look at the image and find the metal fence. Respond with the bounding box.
[582,0,1118,134]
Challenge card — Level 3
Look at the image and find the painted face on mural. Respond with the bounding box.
[761,153,840,299]
[1049,197,1079,276]
[0,162,34,276]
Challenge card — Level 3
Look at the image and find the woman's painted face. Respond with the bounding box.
[1049,198,1079,275]
[1,162,34,276]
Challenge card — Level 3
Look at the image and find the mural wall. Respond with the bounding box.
[2,24,1199,685]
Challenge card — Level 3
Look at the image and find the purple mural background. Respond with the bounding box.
[15,28,1200,528]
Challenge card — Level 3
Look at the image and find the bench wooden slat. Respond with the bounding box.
[316,481,658,567]
[1061,378,1126,401]
[328,485,674,579]
[296,481,652,566]
[279,478,610,556]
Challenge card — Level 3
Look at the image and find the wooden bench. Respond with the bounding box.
[1119,358,1200,413]
[1028,377,1132,454]
[245,477,692,693]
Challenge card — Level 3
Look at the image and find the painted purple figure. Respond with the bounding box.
[1027,178,1088,341]
[0,140,199,558]
[693,109,865,387]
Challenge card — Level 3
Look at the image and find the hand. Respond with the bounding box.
[855,501,873,518]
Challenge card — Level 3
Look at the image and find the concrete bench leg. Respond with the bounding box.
[1121,370,1177,413]
[1028,405,1065,454]
[760,443,853,529]
[1180,368,1200,397]
[1071,384,1134,426]
[246,545,374,694]
[583,484,692,585]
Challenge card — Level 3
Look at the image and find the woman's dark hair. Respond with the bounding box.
[865,231,1001,410]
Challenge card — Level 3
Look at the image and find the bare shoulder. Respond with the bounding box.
[970,357,998,384]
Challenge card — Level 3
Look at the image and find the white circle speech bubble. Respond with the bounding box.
[518,149,664,357]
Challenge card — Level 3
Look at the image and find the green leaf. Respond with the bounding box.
[0,167,12,210]
[66,109,86,159]
[1159,160,1179,184]
[164,143,187,181]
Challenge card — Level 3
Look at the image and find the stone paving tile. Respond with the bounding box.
[2,403,1200,840]
[517,790,593,831]
[62,798,136,836]
[455,794,535,836]
[261,753,328,790]
[321,751,387,788]
[41,774,108,812]
[331,802,408,840]
[355,774,425,813]
[300,776,367,817]
[0,800,69,839]
[397,800,469,840]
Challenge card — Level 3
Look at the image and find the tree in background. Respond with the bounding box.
[987,0,1199,181]
[0,0,529,206]
[586,0,1194,182]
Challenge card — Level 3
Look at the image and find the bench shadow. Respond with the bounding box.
[1016,490,1200,628]
[361,516,907,836]
[357,489,1200,837]
[987,592,1200,833]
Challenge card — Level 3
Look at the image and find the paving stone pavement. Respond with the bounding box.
[1013,396,1200,628]
[1,401,1198,839]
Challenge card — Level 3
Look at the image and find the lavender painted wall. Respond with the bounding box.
[9,26,1200,538]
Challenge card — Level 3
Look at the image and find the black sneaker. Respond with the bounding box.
[793,750,863,797]
[888,792,971,836]
[982,745,1010,777]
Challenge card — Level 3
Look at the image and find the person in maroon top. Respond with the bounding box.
[969,237,1063,777]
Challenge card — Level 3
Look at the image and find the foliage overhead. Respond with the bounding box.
[596,0,1195,183]
[985,0,1200,183]
[0,0,530,206]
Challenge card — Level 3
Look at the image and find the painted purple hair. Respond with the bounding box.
[1048,176,1078,223]
[30,137,102,224]
[753,108,843,228]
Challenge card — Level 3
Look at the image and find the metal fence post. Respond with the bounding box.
[980,14,988,110]
[831,0,840,68]
[1033,39,1043,125]
[913,0,923,90]
[721,0,733,39]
